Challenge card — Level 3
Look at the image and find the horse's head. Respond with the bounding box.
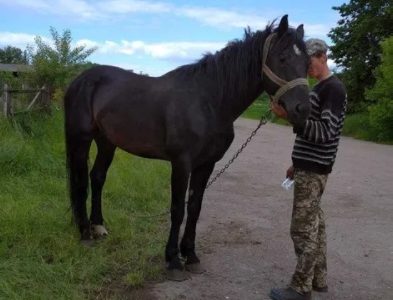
[263,15,310,127]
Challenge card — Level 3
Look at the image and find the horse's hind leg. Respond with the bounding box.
[180,162,215,273]
[68,136,93,240]
[90,135,116,238]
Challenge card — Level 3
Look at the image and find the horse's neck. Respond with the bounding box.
[171,30,269,123]
[216,77,265,123]
[212,37,267,122]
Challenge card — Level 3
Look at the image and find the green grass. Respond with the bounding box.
[342,112,393,144]
[341,111,373,140]
[243,96,393,144]
[1,99,391,299]
[242,95,292,126]
[241,96,270,120]
[0,110,171,299]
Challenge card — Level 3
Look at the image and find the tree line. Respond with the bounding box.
[1,0,392,139]
[0,27,97,102]
[329,0,392,140]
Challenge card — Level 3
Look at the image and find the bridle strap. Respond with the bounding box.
[261,33,277,82]
[262,64,287,86]
[261,33,309,103]
[273,78,309,100]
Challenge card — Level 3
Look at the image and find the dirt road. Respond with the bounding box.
[148,118,393,300]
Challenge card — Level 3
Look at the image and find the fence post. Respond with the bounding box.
[43,85,51,114]
[42,85,48,106]
[3,84,11,118]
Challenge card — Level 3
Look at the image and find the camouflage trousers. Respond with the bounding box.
[290,169,328,294]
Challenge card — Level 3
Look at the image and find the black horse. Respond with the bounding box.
[64,15,310,280]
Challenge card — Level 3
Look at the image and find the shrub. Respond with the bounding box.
[368,99,393,140]
[366,37,393,141]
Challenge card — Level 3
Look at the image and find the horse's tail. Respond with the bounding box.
[64,74,96,237]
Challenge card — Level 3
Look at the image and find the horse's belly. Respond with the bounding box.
[113,136,168,160]
[95,106,168,158]
[99,123,168,160]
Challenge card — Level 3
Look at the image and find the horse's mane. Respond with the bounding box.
[168,22,306,102]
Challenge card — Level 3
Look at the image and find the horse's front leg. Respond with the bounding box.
[180,162,215,273]
[166,156,191,281]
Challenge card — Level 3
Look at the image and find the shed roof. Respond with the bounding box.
[0,63,33,73]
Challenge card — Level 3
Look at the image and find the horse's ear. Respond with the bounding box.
[278,15,288,37]
[296,24,304,40]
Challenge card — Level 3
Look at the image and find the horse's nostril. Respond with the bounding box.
[295,104,302,114]
[296,103,309,115]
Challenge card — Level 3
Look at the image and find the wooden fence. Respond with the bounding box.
[0,84,50,118]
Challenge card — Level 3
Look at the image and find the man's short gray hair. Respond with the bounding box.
[305,38,329,56]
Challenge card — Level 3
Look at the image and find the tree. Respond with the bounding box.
[0,46,28,64]
[328,0,393,112]
[28,27,97,91]
[366,37,393,140]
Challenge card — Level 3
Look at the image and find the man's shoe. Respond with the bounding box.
[269,287,311,300]
[312,285,328,293]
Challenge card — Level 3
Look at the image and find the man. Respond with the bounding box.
[269,39,347,300]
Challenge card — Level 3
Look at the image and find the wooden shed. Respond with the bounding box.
[0,64,49,117]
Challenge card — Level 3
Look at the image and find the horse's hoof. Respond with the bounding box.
[91,224,108,239]
[80,239,95,247]
[166,269,189,281]
[185,262,206,274]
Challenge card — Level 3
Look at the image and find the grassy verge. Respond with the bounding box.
[341,112,393,144]
[242,97,393,144]
[1,98,390,298]
[241,96,270,120]
[0,110,171,299]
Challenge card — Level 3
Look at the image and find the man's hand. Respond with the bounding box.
[270,99,288,119]
[286,165,294,180]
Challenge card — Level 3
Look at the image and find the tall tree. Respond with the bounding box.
[328,0,393,112]
[28,27,97,90]
[0,46,28,64]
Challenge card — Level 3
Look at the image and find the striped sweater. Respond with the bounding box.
[292,75,347,174]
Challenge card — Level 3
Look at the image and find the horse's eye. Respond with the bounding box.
[293,45,302,56]
[279,55,286,63]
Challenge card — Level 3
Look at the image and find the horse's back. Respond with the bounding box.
[65,65,218,161]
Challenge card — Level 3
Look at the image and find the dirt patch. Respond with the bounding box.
[202,220,260,246]
[131,119,393,300]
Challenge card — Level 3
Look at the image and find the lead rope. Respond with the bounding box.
[130,108,272,218]
[205,108,272,189]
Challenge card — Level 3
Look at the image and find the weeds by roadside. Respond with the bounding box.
[0,111,170,299]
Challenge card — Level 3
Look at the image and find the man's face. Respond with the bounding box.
[307,54,326,79]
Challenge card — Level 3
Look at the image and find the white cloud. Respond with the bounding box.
[327,59,337,71]
[0,0,50,10]
[137,41,224,59]
[3,30,336,71]
[0,0,101,20]
[56,0,99,19]
[177,7,268,29]
[75,39,100,49]
[77,38,224,60]
[99,0,171,14]
[0,0,331,35]
[0,32,37,48]
[0,32,56,50]
[0,0,169,20]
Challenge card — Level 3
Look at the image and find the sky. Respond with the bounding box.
[0,0,347,76]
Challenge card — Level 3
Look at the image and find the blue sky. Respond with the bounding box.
[0,0,346,76]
